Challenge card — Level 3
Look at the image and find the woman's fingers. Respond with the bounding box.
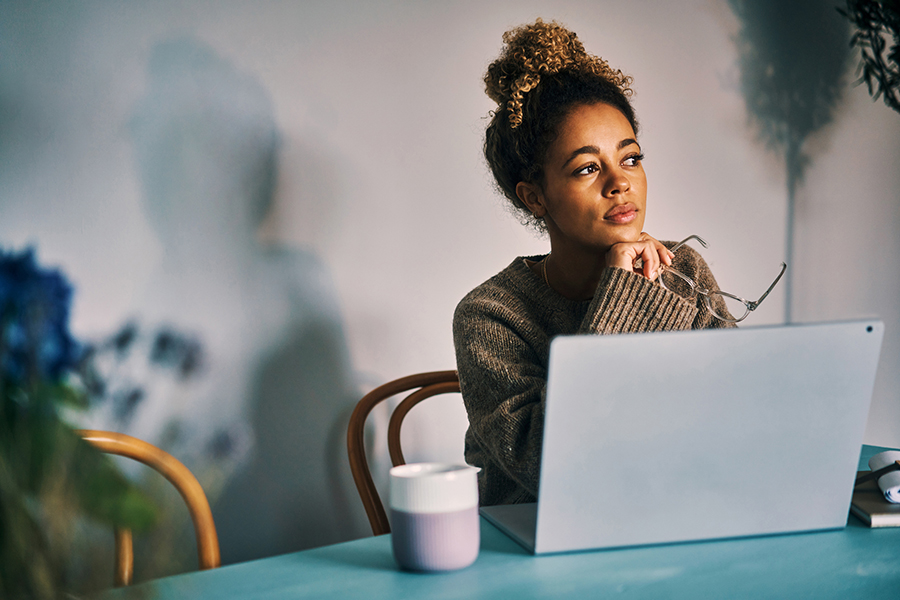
[639,232,675,268]
[637,242,660,280]
[607,236,671,280]
[606,234,676,281]
[605,241,640,272]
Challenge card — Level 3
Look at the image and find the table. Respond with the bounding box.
[108,446,900,599]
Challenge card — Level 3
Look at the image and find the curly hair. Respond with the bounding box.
[483,19,638,231]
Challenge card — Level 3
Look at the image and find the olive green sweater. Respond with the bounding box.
[452,244,735,506]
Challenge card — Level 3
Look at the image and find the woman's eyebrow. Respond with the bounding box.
[562,138,640,167]
[562,145,600,167]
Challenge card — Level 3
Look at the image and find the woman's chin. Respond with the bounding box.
[598,226,644,246]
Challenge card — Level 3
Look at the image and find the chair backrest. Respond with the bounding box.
[346,370,460,536]
[76,430,221,587]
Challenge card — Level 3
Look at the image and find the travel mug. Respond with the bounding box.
[389,462,481,571]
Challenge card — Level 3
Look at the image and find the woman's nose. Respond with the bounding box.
[602,168,631,197]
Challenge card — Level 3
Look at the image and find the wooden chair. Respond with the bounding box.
[76,430,221,587]
[346,370,461,536]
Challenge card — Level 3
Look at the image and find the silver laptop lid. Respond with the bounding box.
[534,320,883,554]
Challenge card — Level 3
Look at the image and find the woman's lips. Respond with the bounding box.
[604,203,638,224]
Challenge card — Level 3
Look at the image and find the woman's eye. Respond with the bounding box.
[574,163,599,176]
[623,153,645,167]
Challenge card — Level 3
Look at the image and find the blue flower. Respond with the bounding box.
[0,247,80,384]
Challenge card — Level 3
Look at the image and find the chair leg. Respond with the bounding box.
[114,527,134,587]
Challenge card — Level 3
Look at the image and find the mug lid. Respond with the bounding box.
[389,462,480,513]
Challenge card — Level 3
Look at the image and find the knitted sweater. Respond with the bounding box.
[452,243,735,506]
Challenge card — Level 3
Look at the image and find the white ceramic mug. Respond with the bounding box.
[389,462,480,571]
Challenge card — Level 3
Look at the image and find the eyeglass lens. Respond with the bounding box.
[658,269,749,323]
[704,292,749,323]
[658,269,694,298]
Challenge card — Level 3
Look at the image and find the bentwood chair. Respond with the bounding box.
[346,370,461,536]
[76,430,221,587]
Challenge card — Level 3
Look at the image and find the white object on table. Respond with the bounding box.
[868,451,900,504]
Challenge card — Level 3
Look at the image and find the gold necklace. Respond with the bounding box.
[541,254,551,287]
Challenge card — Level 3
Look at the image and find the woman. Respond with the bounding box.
[453,19,735,507]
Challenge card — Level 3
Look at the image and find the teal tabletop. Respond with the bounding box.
[107,446,900,599]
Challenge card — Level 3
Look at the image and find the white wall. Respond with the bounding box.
[2,0,898,566]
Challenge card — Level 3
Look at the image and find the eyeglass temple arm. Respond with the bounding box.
[747,262,788,310]
[669,235,708,254]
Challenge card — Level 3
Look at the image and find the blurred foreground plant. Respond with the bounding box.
[840,0,900,113]
[0,248,157,599]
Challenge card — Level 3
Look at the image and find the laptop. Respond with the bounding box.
[480,320,884,554]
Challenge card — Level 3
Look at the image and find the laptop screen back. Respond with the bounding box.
[529,320,883,554]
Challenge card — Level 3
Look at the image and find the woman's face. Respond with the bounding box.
[520,102,647,254]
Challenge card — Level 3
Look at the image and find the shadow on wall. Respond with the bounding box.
[727,0,850,321]
[82,36,366,571]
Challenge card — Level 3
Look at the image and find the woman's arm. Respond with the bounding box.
[453,247,731,504]
[585,238,739,332]
[454,294,547,501]
[577,266,698,334]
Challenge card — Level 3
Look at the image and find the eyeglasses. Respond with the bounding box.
[658,235,787,323]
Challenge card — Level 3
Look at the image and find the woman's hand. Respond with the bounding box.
[605,233,674,281]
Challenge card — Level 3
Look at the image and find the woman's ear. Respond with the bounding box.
[516,181,547,218]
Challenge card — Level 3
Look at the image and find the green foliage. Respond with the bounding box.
[840,0,900,113]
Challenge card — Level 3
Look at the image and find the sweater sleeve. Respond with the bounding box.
[453,291,547,502]
[577,266,699,334]
[453,250,733,505]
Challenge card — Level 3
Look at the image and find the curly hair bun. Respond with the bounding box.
[484,19,633,128]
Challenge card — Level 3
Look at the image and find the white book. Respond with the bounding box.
[850,473,900,528]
